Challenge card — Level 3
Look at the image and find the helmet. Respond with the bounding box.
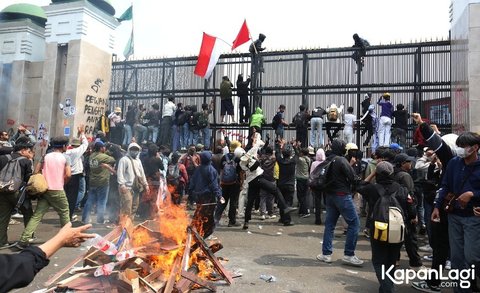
[234,147,246,158]
[345,143,359,155]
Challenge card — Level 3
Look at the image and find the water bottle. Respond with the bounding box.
[94,262,115,277]
[115,249,136,261]
[85,234,118,255]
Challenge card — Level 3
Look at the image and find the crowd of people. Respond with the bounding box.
[0,100,479,292]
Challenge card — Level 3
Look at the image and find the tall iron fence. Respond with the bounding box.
[109,40,451,150]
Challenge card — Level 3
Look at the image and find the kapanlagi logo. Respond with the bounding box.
[382,265,475,289]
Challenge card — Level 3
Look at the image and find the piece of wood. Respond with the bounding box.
[44,226,122,287]
[134,257,152,274]
[131,278,141,293]
[190,227,234,285]
[163,253,182,293]
[139,276,159,293]
[181,271,217,292]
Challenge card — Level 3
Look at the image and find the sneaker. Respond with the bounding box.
[423,255,433,262]
[268,214,276,219]
[419,244,433,253]
[71,215,78,222]
[253,209,260,215]
[284,207,298,214]
[28,236,39,243]
[283,222,294,226]
[260,215,266,220]
[242,223,249,230]
[14,241,29,251]
[411,280,441,292]
[445,260,451,270]
[301,213,311,218]
[316,254,332,263]
[9,219,20,225]
[418,225,427,235]
[228,222,241,227]
[342,255,364,267]
[11,213,23,219]
[363,228,370,239]
[0,242,17,250]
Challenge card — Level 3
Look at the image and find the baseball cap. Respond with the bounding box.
[71,138,81,146]
[94,138,105,147]
[376,161,394,176]
[394,153,415,164]
[389,143,403,151]
[308,146,315,155]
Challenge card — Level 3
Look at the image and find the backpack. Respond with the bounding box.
[308,157,335,191]
[197,112,209,129]
[371,184,406,244]
[271,112,282,130]
[293,112,307,127]
[166,163,181,186]
[0,155,26,194]
[327,108,338,122]
[221,154,237,185]
[312,107,326,118]
[176,111,188,126]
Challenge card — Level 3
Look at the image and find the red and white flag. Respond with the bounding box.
[231,20,250,50]
[194,33,223,79]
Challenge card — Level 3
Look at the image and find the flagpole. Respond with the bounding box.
[131,2,134,60]
[248,31,257,54]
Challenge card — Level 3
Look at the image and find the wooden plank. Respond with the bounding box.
[175,277,192,293]
[163,253,182,293]
[190,227,234,285]
[44,226,122,287]
[181,271,217,292]
[139,276,159,293]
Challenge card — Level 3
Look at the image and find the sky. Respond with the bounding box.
[1,0,452,59]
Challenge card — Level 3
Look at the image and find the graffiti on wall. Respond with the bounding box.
[84,78,106,135]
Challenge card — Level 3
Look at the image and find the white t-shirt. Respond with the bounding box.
[344,113,356,128]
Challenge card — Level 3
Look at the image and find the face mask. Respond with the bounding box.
[456,147,475,158]
[129,150,139,158]
[456,147,466,158]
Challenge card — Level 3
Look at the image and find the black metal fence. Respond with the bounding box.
[109,40,451,150]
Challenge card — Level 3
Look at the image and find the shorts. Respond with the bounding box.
[221,99,234,115]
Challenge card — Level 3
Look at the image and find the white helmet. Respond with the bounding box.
[345,143,359,155]
[234,147,246,158]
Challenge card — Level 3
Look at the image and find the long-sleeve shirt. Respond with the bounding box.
[65,134,88,175]
[377,98,393,118]
[162,101,177,118]
[0,246,49,292]
[117,155,148,187]
[275,144,297,186]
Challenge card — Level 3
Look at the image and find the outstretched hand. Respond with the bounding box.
[411,113,423,125]
[60,222,95,247]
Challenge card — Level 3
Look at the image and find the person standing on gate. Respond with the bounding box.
[392,103,409,148]
[220,76,235,123]
[159,96,176,147]
[343,106,356,144]
[145,103,161,144]
[16,136,72,250]
[310,106,327,149]
[237,74,251,124]
[273,104,288,141]
[377,93,394,147]
[293,105,310,148]
[198,101,214,150]
[249,33,266,74]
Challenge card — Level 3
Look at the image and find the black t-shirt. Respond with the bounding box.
[142,156,163,180]
[393,110,409,130]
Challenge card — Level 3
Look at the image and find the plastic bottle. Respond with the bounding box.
[115,249,136,261]
[85,234,118,255]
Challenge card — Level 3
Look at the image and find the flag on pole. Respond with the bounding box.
[232,20,250,50]
[117,5,133,22]
[123,29,134,60]
[194,33,223,79]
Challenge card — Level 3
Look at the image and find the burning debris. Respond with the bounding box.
[42,199,235,292]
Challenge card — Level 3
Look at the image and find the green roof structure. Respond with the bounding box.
[0,3,47,27]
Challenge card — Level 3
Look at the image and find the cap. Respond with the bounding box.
[389,143,403,151]
[14,136,34,149]
[308,146,315,155]
[345,143,358,153]
[394,153,415,164]
[195,143,204,150]
[71,138,81,146]
[94,138,105,147]
[234,147,246,158]
[229,140,241,152]
[376,161,394,176]
[114,106,122,113]
[382,92,391,98]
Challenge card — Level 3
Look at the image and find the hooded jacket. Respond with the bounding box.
[236,75,251,98]
[326,141,355,194]
[435,156,480,217]
[239,146,264,184]
[188,151,222,201]
[250,107,265,128]
[310,148,326,174]
[117,143,148,188]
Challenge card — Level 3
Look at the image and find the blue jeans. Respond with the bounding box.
[134,124,148,143]
[448,213,480,293]
[172,124,180,152]
[189,129,199,146]
[75,175,86,209]
[199,127,211,150]
[322,194,359,256]
[181,123,189,149]
[148,125,159,143]
[82,185,109,224]
[310,117,324,148]
[123,124,132,145]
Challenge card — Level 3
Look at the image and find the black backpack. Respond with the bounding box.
[371,184,406,244]
[0,155,26,194]
[308,157,335,191]
[271,112,282,130]
[293,112,307,127]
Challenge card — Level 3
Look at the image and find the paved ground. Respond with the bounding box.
[3,208,449,293]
